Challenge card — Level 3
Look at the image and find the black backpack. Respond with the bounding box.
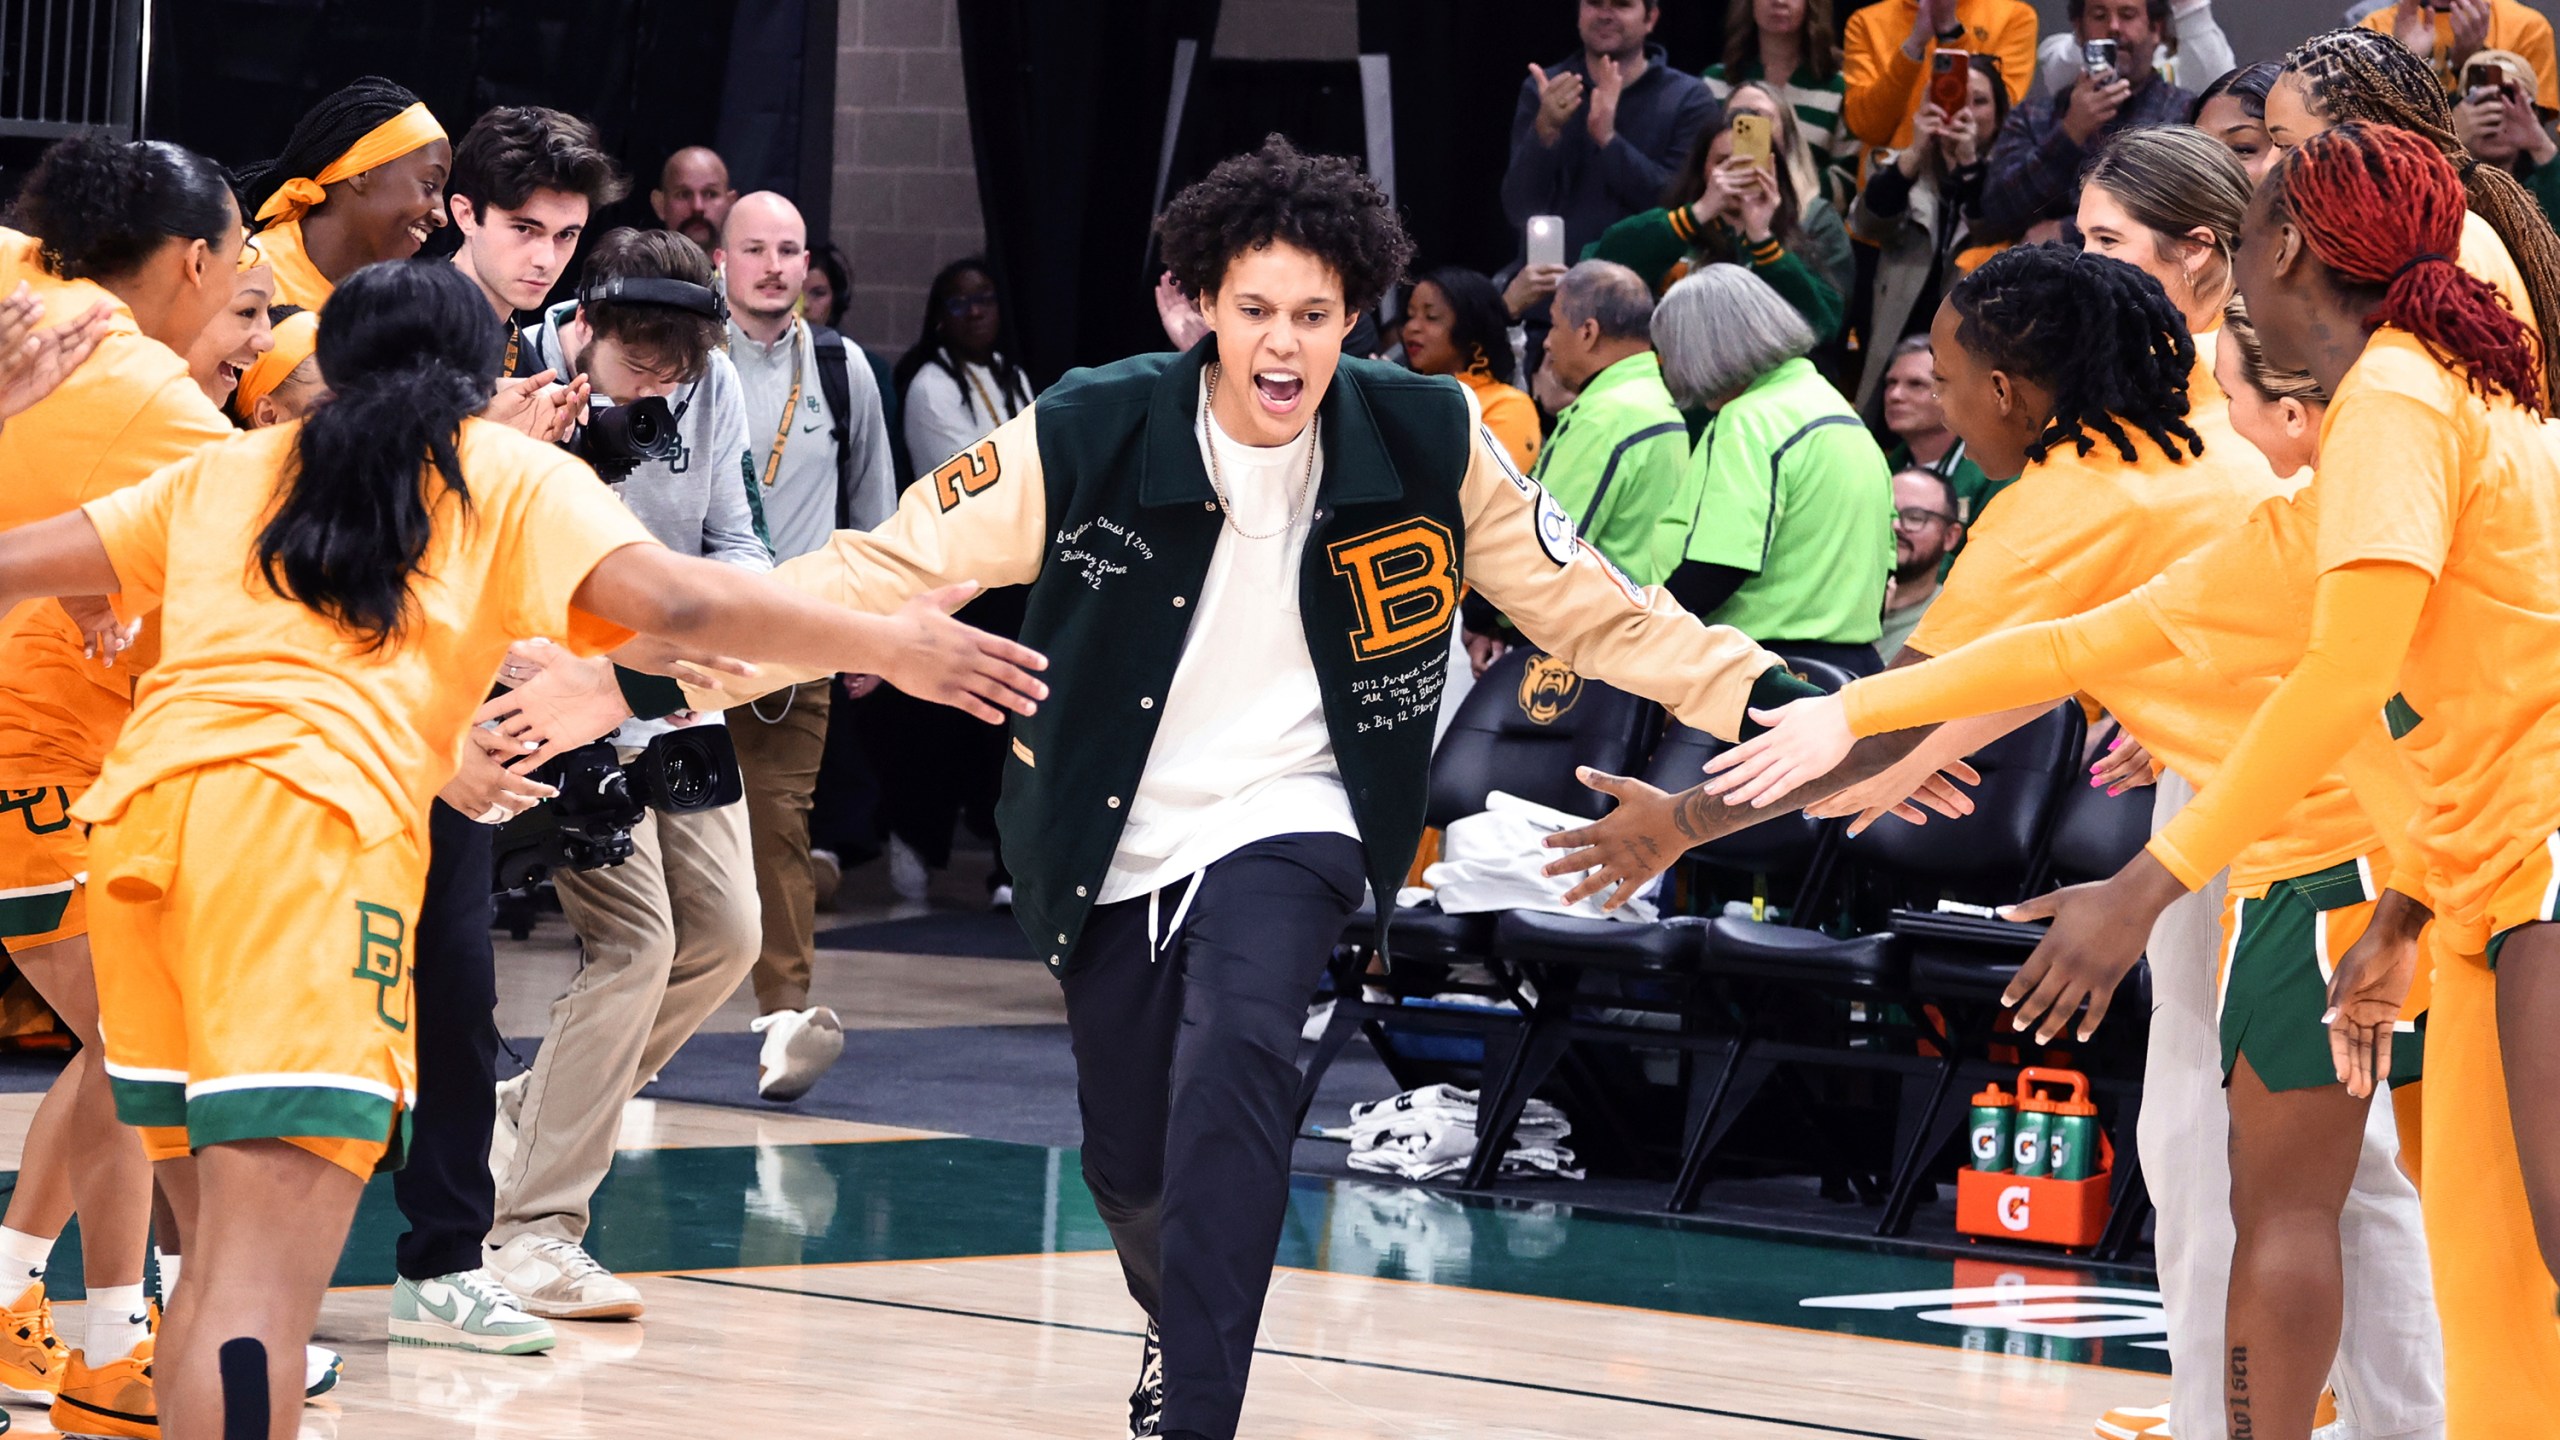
[812,324,858,529]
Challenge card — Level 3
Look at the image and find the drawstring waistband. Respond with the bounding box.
[1143,871,1206,960]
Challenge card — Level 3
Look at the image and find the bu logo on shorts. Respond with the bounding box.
[353,901,410,1033]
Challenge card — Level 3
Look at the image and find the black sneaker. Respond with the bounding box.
[1125,1321,1164,1439]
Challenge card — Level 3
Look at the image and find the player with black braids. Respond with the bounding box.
[2268,25,2560,410]
[234,76,451,310]
[1938,243,2202,472]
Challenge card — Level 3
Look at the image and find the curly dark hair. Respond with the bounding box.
[1156,133,1413,314]
[1948,243,2201,466]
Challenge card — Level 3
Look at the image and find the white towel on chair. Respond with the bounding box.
[1416,791,1660,923]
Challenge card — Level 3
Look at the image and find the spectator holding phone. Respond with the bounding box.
[1706,0,1859,209]
[2454,49,2560,225]
[1847,54,2006,407]
[1841,0,2036,152]
[1979,0,2195,237]
[1584,83,1853,341]
[2037,0,2233,95]
[1502,0,1719,268]
[2363,0,2557,110]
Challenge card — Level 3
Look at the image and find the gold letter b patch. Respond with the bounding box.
[1327,519,1458,660]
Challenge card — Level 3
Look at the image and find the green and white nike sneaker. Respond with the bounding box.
[388,1269,558,1356]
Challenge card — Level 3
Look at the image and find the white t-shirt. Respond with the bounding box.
[1096,378,1361,903]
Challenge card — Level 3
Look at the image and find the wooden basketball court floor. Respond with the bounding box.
[0,894,2174,1437]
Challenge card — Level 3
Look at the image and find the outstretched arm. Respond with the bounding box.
[573,548,1046,726]
[0,511,124,616]
[1453,388,1789,740]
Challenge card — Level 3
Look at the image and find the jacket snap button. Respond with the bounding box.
[1172,596,1186,607]
[1076,885,1088,897]
[1107,796,1121,808]
[1050,953,1060,963]
[1204,502,1216,511]
[1057,932,1068,943]
[1140,697,1154,709]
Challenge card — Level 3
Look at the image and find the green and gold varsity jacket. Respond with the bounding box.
[710,340,1795,973]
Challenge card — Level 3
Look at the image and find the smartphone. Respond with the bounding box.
[2464,59,2518,100]
[1730,112,1773,168]
[1929,49,1971,115]
[1526,214,1565,271]
[2082,38,2118,81]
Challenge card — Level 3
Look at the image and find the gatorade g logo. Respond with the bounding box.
[2012,1130,2041,1169]
[1518,654,1583,725]
[353,901,410,1033]
[933,438,1001,511]
[1969,1124,2001,1165]
[1327,519,1459,660]
[1998,1185,2033,1233]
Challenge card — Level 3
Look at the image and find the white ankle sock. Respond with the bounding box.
[0,1226,52,1289]
[83,1283,148,1362]
[153,1250,181,1308]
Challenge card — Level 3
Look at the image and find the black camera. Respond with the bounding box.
[492,726,745,892]
[571,395,680,482]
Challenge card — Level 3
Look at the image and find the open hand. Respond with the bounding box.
[484,369,589,444]
[61,596,139,666]
[2325,888,2426,1098]
[1996,852,2184,1043]
[876,582,1050,725]
[1587,55,1625,147]
[0,289,111,425]
[2088,729,2157,796]
[440,726,560,822]
[1529,64,1587,145]
[2451,0,2492,66]
[475,645,634,770]
[1154,272,1210,351]
[1541,768,1689,909]
[1701,692,1857,809]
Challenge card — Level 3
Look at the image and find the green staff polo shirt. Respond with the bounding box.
[1530,351,1693,586]
[1671,356,1894,645]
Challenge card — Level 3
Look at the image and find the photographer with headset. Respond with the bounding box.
[485,227,767,1321]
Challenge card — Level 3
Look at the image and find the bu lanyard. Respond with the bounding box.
[503,321,521,377]
[760,325,807,489]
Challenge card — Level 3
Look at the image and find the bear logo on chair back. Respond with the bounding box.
[1518,654,1584,725]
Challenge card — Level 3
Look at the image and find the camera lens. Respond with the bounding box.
[661,750,709,807]
[627,407,661,448]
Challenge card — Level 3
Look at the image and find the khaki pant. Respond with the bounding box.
[492,797,758,1245]
[732,680,833,1015]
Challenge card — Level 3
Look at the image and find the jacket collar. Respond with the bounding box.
[1139,338,1407,508]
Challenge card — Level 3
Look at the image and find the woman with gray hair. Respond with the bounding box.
[1652,264,1894,676]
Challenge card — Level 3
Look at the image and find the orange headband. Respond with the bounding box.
[253,103,447,226]
[234,310,320,416]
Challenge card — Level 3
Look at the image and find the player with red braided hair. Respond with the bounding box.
[1678,120,2560,1439]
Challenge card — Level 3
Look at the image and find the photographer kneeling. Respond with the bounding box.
[486,227,767,1319]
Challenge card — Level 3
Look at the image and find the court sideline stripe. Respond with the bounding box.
[667,1272,1930,1438]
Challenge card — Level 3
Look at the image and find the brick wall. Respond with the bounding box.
[831,0,985,355]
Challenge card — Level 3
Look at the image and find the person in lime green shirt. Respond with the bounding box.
[1653,263,1893,675]
[1531,261,1693,584]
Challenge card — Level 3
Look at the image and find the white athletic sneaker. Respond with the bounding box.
[751,1006,845,1102]
[390,1268,558,1355]
[886,835,929,900]
[810,847,843,911]
[484,1234,643,1320]
[306,1344,344,1398]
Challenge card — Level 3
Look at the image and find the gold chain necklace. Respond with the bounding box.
[1201,362,1318,542]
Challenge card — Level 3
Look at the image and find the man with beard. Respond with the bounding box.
[651,146,736,252]
[1876,466,1962,659]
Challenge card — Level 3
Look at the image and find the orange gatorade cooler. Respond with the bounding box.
[1957,1068,2113,1250]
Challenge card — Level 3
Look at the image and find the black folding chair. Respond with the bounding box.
[1292,645,1654,1130]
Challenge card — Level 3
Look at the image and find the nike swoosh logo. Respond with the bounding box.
[417,1289,464,1324]
[800,422,825,434]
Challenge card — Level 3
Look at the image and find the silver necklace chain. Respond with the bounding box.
[1202,362,1318,541]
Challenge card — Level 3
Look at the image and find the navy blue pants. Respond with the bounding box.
[391,800,501,1281]
[1061,832,1366,1440]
